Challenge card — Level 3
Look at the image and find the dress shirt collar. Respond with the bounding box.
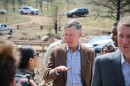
[121,53,125,64]
[121,53,130,65]
[67,44,80,52]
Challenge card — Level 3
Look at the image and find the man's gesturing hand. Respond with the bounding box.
[54,66,71,72]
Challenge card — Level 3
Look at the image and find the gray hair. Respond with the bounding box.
[63,20,82,31]
[117,16,130,30]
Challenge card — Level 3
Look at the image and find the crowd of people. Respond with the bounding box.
[0,16,130,86]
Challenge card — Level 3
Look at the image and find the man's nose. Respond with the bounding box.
[122,37,129,44]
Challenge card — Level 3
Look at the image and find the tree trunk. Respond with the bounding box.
[35,0,37,8]
[12,0,15,11]
[18,0,22,6]
[3,0,7,10]
[40,0,43,12]
[47,0,49,10]
[116,0,121,20]
[54,23,58,34]
[4,0,9,10]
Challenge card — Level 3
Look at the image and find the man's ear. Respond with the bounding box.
[79,32,82,37]
[29,58,33,63]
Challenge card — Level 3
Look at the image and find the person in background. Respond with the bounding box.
[16,47,38,86]
[91,16,130,86]
[0,37,20,86]
[111,21,119,47]
[43,38,65,69]
[101,44,115,55]
[43,20,95,86]
[42,39,65,86]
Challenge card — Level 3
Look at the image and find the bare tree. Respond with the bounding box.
[35,0,43,12]
[90,0,130,20]
[65,0,70,10]
[35,0,38,8]
[49,0,63,34]
[3,0,9,10]
[39,0,43,12]
[18,0,22,7]
[12,0,15,11]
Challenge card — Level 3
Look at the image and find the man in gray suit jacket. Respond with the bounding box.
[91,16,130,86]
[43,20,95,86]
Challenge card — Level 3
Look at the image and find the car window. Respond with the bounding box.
[23,7,29,9]
[83,9,86,12]
[70,9,77,12]
[77,9,82,12]
[87,36,109,44]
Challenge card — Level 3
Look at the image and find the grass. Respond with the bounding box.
[12,23,49,40]
[0,13,30,24]
[0,13,114,41]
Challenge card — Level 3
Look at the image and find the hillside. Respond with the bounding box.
[0,0,116,50]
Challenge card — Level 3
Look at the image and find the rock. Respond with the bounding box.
[41,35,49,41]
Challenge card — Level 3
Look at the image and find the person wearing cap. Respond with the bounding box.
[91,16,130,86]
[43,38,65,69]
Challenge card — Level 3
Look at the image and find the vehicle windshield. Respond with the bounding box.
[69,8,77,12]
[87,35,111,44]
[28,7,33,9]
[19,6,33,9]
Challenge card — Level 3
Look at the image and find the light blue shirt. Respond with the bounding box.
[66,45,82,86]
[121,53,130,86]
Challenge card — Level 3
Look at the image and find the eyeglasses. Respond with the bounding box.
[103,50,109,53]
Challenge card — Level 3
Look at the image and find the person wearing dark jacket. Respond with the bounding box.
[91,16,130,86]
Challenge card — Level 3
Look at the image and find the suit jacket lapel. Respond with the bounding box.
[59,44,67,66]
[80,44,90,81]
[80,45,86,75]
[59,44,67,82]
[111,50,125,86]
[60,44,91,84]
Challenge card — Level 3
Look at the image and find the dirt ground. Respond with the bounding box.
[11,15,50,27]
